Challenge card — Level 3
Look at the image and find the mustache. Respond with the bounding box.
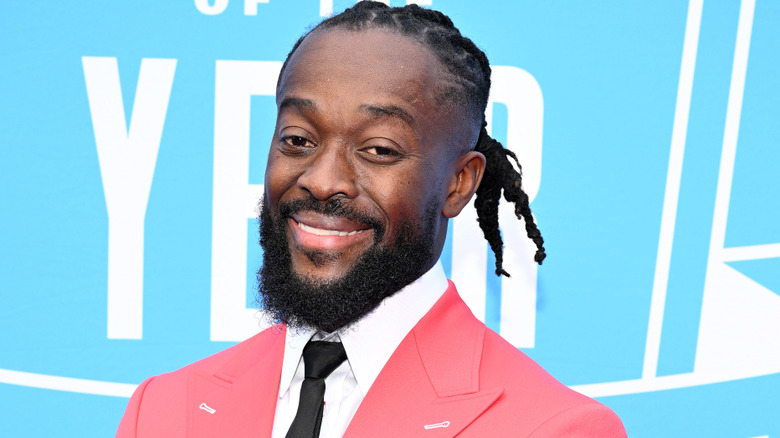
[277,196,386,242]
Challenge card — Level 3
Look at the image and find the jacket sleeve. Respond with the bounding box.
[527,402,627,438]
[115,376,156,438]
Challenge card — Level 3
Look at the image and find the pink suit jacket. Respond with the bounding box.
[117,282,626,437]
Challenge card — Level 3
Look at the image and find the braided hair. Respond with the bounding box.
[278,1,546,275]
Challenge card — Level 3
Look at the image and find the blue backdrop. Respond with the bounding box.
[2,0,779,436]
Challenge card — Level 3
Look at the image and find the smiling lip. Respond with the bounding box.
[297,221,366,237]
[290,212,374,251]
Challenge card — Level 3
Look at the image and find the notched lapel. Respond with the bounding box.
[188,325,286,438]
[413,288,485,398]
[344,284,504,437]
[422,388,504,437]
[188,371,233,438]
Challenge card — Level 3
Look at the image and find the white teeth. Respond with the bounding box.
[298,221,366,237]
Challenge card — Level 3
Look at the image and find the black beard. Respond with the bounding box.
[256,196,436,333]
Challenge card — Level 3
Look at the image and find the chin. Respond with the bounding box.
[257,197,438,332]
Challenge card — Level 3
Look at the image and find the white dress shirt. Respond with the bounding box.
[270,261,449,438]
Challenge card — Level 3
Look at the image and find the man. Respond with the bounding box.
[117,2,626,437]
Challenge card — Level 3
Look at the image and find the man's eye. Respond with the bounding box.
[282,136,313,148]
[364,146,397,156]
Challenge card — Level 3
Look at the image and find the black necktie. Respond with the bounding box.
[285,340,348,438]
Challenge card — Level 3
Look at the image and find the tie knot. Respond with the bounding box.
[302,341,347,379]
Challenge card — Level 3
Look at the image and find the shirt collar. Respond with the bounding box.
[277,260,449,398]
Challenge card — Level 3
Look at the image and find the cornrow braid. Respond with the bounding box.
[474,123,546,275]
[279,0,546,274]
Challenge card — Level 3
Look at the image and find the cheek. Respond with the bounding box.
[368,172,439,230]
[264,152,298,205]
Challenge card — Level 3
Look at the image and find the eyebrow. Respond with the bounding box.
[278,97,415,127]
[278,96,318,113]
[358,104,415,127]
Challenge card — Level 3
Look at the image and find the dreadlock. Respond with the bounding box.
[278,1,546,275]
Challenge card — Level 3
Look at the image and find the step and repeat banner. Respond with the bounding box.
[2,0,778,436]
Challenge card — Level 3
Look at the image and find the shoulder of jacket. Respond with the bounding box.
[144,323,285,390]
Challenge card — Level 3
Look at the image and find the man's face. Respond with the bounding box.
[264,28,467,284]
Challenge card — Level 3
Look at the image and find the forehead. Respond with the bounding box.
[277,28,445,118]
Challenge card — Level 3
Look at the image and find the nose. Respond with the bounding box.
[297,146,357,200]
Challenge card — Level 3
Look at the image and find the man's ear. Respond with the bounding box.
[442,151,486,218]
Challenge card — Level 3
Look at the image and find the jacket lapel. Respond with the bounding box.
[188,324,287,438]
[344,283,503,438]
